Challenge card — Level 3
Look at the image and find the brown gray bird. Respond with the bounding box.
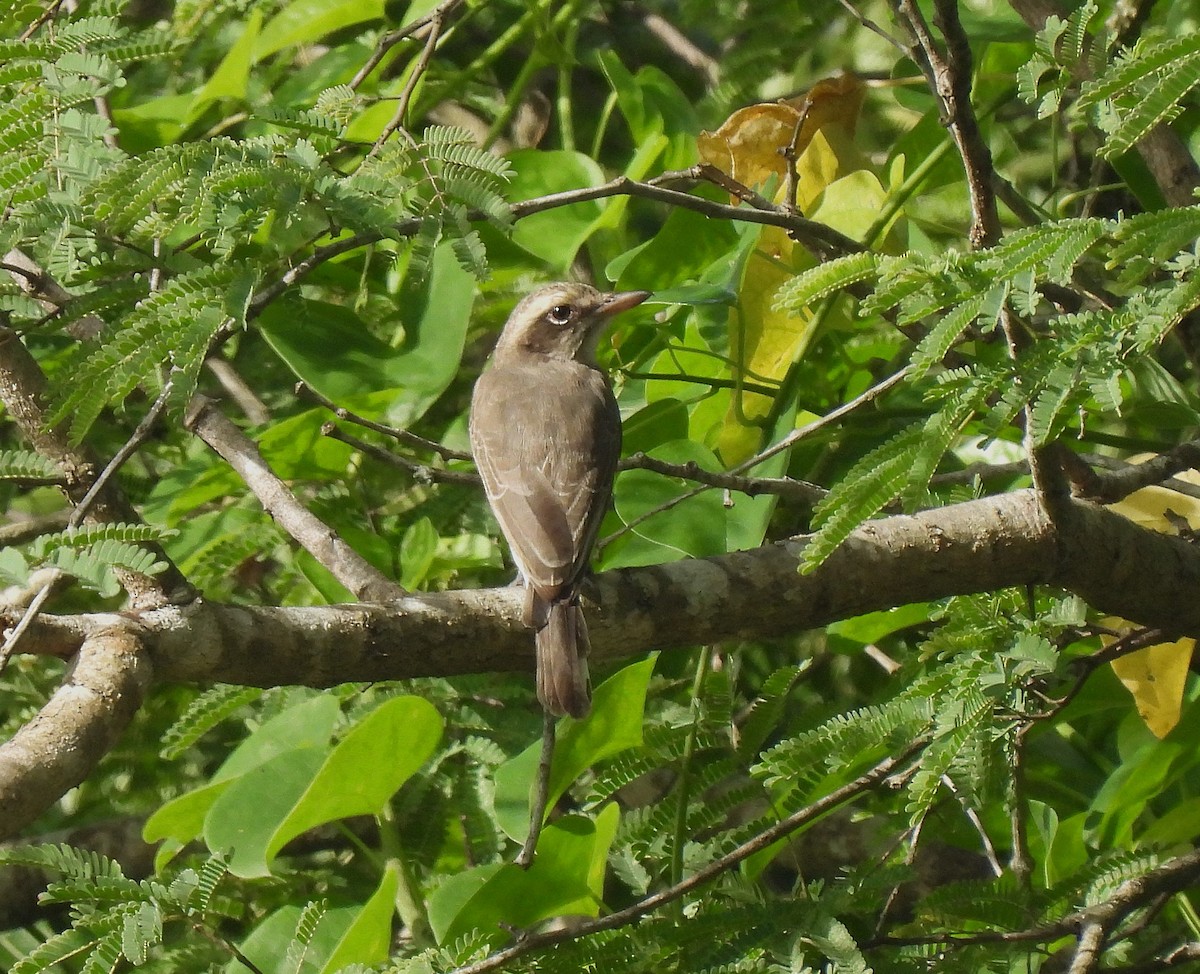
[469,283,651,718]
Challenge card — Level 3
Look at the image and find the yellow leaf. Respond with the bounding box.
[696,73,866,202]
[1103,456,1200,737]
[696,74,899,462]
[715,228,818,463]
[697,102,804,196]
[1103,619,1193,739]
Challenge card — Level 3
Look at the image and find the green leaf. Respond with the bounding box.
[400,516,438,590]
[773,251,880,313]
[427,804,620,944]
[259,243,473,423]
[614,439,734,563]
[188,9,261,122]
[506,149,605,269]
[197,696,441,878]
[494,657,655,842]
[802,423,926,572]
[1103,53,1200,158]
[255,0,385,59]
[205,746,330,878]
[909,290,992,377]
[236,901,372,974]
[144,695,340,858]
[319,866,399,973]
[264,696,442,868]
[1077,32,1200,111]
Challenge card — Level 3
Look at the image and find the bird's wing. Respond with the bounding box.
[470,361,619,604]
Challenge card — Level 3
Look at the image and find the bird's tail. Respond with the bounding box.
[536,601,591,719]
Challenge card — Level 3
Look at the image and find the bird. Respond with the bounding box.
[469,282,651,718]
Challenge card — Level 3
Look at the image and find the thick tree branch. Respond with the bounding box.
[10,490,1200,689]
[184,396,403,602]
[0,327,186,609]
[0,628,151,840]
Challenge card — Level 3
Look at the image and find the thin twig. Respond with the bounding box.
[835,0,911,55]
[941,775,1003,877]
[0,511,70,546]
[642,15,718,84]
[369,3,448,155]
[185,396,404,601]
[244,172,866,332]
[69,374,177,530]
[1075,441,1200,505]
[206,358,270,425]
[620,453,827,506]
[0,571,66,674]
[781,98,813,214]
[296,382,470,461]
[349,0,465,90]
[509,175,864,261]
[736,366,910,474]
[321,423,479,486]
[601,367,908,548]
[20,0,66,40]
[516,711,555,868]
[450,743,924,974]
[620,368,780,399]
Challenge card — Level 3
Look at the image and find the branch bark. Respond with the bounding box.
[0,628,151,840]
[184,396,404,602]
[0,327,186,609]
[9,490,1200,690]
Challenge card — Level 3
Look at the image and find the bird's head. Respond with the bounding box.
[493,282,651,364]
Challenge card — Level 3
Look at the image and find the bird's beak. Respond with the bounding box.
[597,290,652,317]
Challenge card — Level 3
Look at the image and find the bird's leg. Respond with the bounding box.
[516,708,556,868]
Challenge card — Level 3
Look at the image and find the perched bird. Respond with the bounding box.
[470,283,651,718]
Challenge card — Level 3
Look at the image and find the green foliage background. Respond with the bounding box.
[2,0,1200,971]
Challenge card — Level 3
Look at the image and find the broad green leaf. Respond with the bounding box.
[612,440,731,563]
[215,695,340,783]
[259,245,473,421]
[427,805,620,944]
[607,194,739,293]
[1138,796,1200,848]
[266,697,443,868]
[506,149,605,269]
[145,696,339,870]
[188,9,261,124]
[400,517,438,590]
[620,399,690,456]
[231,901,366,974]
[206,746,330,878]
[827,605,934,648]
[809,167,891,242]
[200,697,440,878]
[596,50,696,169]
[143,781,234,871]
[1088,735,1182,848]
[319,865,399,973]
[255,409,356,480]
[110,92,192,151]
[493,656,656,842]
[255,0,385,59]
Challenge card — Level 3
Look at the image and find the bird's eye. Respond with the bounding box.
[547,304,573,325]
